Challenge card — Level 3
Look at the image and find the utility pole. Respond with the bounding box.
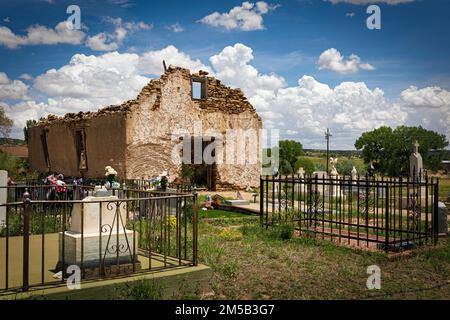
[325,128,332,174]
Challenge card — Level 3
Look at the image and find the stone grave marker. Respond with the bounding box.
[58,195,137,275]
[409,140,423,180]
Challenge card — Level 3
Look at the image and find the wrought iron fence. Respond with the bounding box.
[3,184,94,203]
[83,178,194,193]
[0,186,198,293]
[260,174,440,251]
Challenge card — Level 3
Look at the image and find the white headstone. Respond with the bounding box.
[0,170,7,225]
[409,140,423,179]
[351,166,358,180]
[295,168,306,195]
[59,195,134,268]
[70,196,126,233]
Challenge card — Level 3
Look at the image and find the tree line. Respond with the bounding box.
[273,126,448,177]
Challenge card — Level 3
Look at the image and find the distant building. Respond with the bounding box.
[28,66,262,190]
[0,145,28,158]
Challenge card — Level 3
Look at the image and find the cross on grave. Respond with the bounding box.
[409,140,423,180]
[413,140,420,154]
[297,167,305,178]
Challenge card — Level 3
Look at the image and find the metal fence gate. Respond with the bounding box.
[260,174,440,251]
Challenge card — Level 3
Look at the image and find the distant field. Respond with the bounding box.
[303,155,366,169]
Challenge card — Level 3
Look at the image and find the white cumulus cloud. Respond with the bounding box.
[400,86,450,108]
[0,72,29,100]
[210,43,286,96]
[0,17,151,51]
[317,48,375,74]
[2,43,449,149]
[34,51,149,102]
[138,45,211,75]
[0,21,86,49]
[19,73,33,81]
[86,17,152,51]
[199,1,279,31]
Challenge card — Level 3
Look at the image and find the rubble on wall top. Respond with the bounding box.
[36,65,260,126]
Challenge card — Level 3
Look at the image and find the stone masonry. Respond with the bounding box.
[28,66,263,190]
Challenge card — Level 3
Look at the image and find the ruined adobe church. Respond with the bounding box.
[28,66,262,190]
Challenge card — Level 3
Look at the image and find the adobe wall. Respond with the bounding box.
[126,67,262,189]
[29,112,127,178]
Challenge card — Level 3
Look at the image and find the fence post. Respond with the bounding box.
[434,178,439,245]
[22,188,31,291]
[193,192,198,266]
[260,175,263,226]
[384,184,389,252]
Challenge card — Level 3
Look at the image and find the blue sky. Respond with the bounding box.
[0,0,449,149]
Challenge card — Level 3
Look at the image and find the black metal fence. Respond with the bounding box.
[0,185,198,293]
[11,178,195,195]
[4,184,94,203]
[260,174,440,251]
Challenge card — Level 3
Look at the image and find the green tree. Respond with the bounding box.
[0,105,13,138]
[23,119,37,144]
[295,157,315,175]
[279,140,303,174]
[355,126,448,176]
[336,159,367,176]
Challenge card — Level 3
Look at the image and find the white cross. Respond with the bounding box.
[298,167,305,177]
[414,140,420,153]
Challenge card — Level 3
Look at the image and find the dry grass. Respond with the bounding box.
[197,212,450,300]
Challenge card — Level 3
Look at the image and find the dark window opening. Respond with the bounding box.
[40,130,50,169]
[191,77,207,100]
[75,129,88,171]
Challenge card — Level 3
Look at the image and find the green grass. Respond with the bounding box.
[200,210,252,219]
[197,210,450,299]
[439,177,450,201]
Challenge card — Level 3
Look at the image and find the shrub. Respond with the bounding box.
[295,157,315,175]
[278,223,294,240]
[269,223,294,241]
[314,162,326,172]
[336,159,367,176]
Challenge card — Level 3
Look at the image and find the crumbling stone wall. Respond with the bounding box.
[126,66,262,189]
[29,66,262,189]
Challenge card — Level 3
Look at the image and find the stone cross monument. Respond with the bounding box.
[329,157,339,177]
[409,140,423,180]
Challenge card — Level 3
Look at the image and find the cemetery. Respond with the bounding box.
[0,124,449,299]
[0,67,448,299]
